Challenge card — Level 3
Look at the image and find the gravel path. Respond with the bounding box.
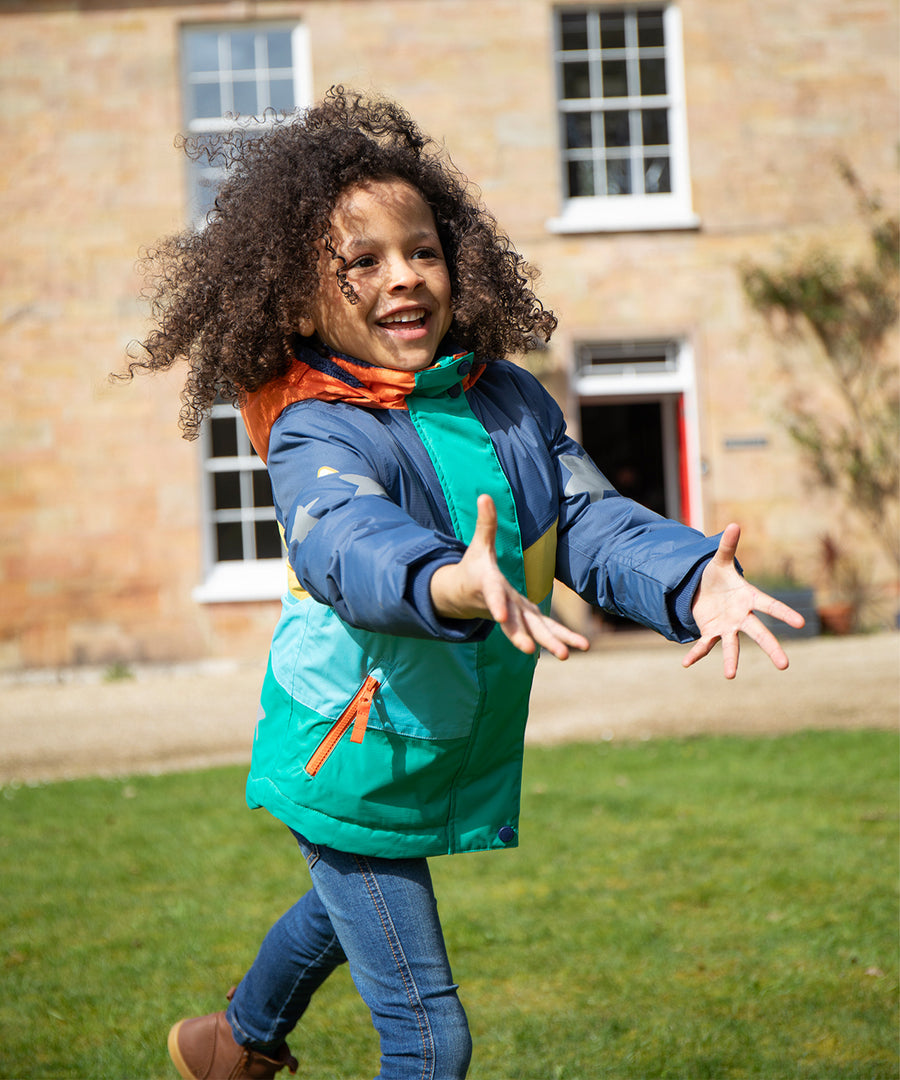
[1,632,896,785]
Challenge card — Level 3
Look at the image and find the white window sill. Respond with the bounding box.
[546,199,700,235]
[192,560,287,604]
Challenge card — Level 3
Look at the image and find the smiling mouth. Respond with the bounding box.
[377,308,428,331]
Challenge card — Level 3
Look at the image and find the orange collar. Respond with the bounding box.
[242,350,483,462]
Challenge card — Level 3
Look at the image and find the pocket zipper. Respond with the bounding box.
[304,675,380,777]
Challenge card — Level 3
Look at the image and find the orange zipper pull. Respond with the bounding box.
[305,675,381,776]
[350,676,379,744]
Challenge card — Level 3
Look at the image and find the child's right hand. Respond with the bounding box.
[429,494,589,660]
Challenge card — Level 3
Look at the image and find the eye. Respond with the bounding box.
[347,254,377,271]
[412,247,441,260]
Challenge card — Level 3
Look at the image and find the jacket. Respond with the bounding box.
[240,347,719,858]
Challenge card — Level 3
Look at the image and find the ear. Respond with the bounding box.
[297,314,316,337]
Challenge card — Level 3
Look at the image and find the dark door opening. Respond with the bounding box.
[579,398,679,632]
[579,400,668,516]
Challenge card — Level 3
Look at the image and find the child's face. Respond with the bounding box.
[299,178,453,372]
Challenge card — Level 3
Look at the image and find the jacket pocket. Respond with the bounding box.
[304,675,380,777]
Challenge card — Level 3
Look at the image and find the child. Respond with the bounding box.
[127,88,804,1080]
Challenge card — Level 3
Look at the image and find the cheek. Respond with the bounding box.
[314,278,357,328]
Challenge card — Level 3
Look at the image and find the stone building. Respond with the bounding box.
[1,0,897,670]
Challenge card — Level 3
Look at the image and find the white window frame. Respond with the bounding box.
[547,5,699,234]
[573,339,703,529]
[180,21,312,602]
[192,403,287,603]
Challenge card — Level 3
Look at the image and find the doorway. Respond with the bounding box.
[579,395,683,520]
[578,393,686,631]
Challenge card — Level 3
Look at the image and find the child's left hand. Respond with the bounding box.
[684,523,807,679]
[429,494,590,660]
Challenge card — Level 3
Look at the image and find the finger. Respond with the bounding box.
[469,494,498,554]
[497,599,537,656]
[682,634,718,669]
[720,630,740,680]
[499,597,586,659]
[754,592,806,630]
[712,522,741,567]
[553,624,590,655]
[520,610,575,660]
[555,624,591,653]
[479,568,510,626]
[742,615,791,671]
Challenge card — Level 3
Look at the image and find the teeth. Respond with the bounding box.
[380,309,425,325]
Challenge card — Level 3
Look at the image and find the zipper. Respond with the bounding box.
[304,675,380,777]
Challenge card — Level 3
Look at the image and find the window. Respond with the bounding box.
[192,401,288,603]
[181,22,311,601]
[549,6,699,233]
[181,23,312,224]
[204,402,283,564]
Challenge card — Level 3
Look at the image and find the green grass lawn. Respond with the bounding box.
[1,730,897,1079]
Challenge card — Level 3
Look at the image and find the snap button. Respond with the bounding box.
[447,383,462,398]
[498,825,516,844]
[457,359,472,376]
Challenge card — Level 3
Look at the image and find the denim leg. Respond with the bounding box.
[229,829,471,1079]
[299,835,471,1080]
[227,880,348,1050]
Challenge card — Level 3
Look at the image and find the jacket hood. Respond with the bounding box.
[242,344,484,462]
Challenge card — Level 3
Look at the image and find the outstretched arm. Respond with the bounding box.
[430,494,590,660]
[684,523,806,679]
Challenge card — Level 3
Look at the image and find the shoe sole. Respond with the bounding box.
[167,1020,197,1080]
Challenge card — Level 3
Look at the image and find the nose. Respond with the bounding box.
[387,256,425,292]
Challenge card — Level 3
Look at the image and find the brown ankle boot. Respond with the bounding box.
[167,1008,298,1079]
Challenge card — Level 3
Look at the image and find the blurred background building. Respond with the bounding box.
[2,0,897,670]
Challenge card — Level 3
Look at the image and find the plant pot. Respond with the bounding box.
[817,601,855,636]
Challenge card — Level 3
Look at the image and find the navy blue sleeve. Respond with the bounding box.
[266,401,491,642]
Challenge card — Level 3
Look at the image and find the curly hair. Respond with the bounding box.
[122,87,557,439]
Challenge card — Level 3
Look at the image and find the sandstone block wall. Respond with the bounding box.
[1,0,896,668]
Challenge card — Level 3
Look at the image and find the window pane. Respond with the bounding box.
[213,471,242,510]
[211,416,239,457]
[186,32,219,74]
[604,110,630,148]
[568,159,595,197]
[640,57,667,96]
[252,469,274,508]
[599,13,626,50]
[606,158,632,196]
[269,77,295,113]
[255,520,283,559]
[565,112,593,149]
[601,59,628,97]
[230,31,256,71]
[562,61,591,99]
[216,522,244,561]
[267,31,293,69]
[643,155,671,193]
[641,108,669,146]
[191,82,221,120]
[638,11,665,48]
[560,12,588,51]
[190,166,220,221]
[233,78,258,116]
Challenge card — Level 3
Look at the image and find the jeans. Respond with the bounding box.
[226,830,472,1080]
